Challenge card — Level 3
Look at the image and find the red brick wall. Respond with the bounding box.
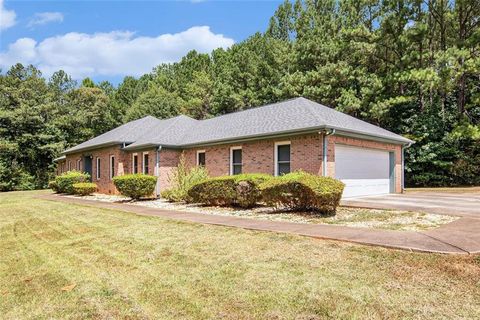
[61,133,404,195]
[182,134,324,176]
[158,148,181,191]
[183,133,403,193]
[65,145,129,194]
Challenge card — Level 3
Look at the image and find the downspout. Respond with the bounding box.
[401,142,412,193]
[155,146,162,197]
[321,129,336,176]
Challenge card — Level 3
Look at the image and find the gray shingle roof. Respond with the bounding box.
[64,97,412,154]
[63,116,162,154]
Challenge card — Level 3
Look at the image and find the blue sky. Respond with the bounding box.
[0,0,282,84]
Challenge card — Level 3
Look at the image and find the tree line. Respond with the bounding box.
[0,0,478,191]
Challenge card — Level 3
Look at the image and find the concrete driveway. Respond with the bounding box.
[341,190,480,218]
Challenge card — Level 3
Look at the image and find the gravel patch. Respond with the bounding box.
[63,193,458,231]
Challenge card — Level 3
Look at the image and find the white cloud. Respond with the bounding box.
[28,12,64,28]
[0,0,16,30]
[0,26,234,79]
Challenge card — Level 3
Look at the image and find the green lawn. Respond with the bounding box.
[1,191,479,319]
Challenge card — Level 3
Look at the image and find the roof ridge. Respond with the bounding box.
[199,97,305,122]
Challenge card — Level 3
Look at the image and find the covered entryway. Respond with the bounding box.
[83,155,93,182]
[335,144,394,198]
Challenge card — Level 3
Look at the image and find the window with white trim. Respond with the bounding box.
[132,153,138,174]
[110,155,115,179]
[275,142,291,176]
[143,152,149,174]
[197,150,206,166]
[230,147,242,175]
[68,161,72,171]
[76,159,82,171]
[96,157,101,180]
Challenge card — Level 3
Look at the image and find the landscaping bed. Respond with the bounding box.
[64,193,457,231]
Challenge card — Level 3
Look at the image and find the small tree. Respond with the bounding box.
[161,154,208,202]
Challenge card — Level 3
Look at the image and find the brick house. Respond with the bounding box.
[54,98,413,198]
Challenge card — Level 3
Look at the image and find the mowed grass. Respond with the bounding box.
[1,191,479,319]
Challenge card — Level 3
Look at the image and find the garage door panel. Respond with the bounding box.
[335,145,391,198]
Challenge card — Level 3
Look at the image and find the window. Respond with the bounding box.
[143,153,149,174]
[110,155,115,179]
[230,147,242,175]
[275,142,291,176]
[68,161,72,171]
[197,150,206,166]
[76,159,82,171]
[132,153,138,174]
[96,157,101,180]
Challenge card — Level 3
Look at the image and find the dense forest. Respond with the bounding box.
[0,0,479,191]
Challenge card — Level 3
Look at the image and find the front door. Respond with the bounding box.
[84,156,93,182]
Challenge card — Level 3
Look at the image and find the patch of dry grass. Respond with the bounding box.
[1,191,479,319]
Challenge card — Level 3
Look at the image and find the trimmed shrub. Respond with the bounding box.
[188,176,237,206]
[260,171,345,214]
[187,173,272,208]
[55,171,90,194]
[113,174,157,200]
[48,180,59,193]
[161,155,209,202]
[73,182,97,196]
[233,173,271,208]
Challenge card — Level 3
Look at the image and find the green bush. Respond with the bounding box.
[233,173,271,208]
[187,173,272,208]
[48,180,59,193]
[188,176,237,206]
[161,154,209,202]
[55,171,90,194]
[260,171,345,214]
[113,174,157,200]
[73,182,97,196]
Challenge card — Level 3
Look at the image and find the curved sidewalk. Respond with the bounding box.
[39,194,480,255]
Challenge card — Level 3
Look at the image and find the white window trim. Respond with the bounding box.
[96,157,101,180]
[196,150,206,166]
[142,152,149,174]
[230,146,242,175]
[132,153,138,174]
[76,159,81,171]
[274,141,291,176]
[68,161,72,171]
[109,155,115,180]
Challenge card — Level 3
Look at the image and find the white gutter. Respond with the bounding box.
[154,146,162,197]
[320,129,336,176]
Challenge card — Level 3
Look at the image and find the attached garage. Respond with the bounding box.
[335,144,395,198]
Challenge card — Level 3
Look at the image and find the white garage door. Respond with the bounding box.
[335,145,392,198]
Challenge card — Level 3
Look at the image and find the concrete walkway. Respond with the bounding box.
[39,194,480,255]
[341,192,480,218]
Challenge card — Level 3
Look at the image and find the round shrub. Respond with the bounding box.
[260,171,345,214]
[73,182,97,196]
[187,173,272,208]
[113,174,157,200]
[188,176,237,206]
[55,171,90,194]
[233,173,271,208]
[48,180,59,193]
